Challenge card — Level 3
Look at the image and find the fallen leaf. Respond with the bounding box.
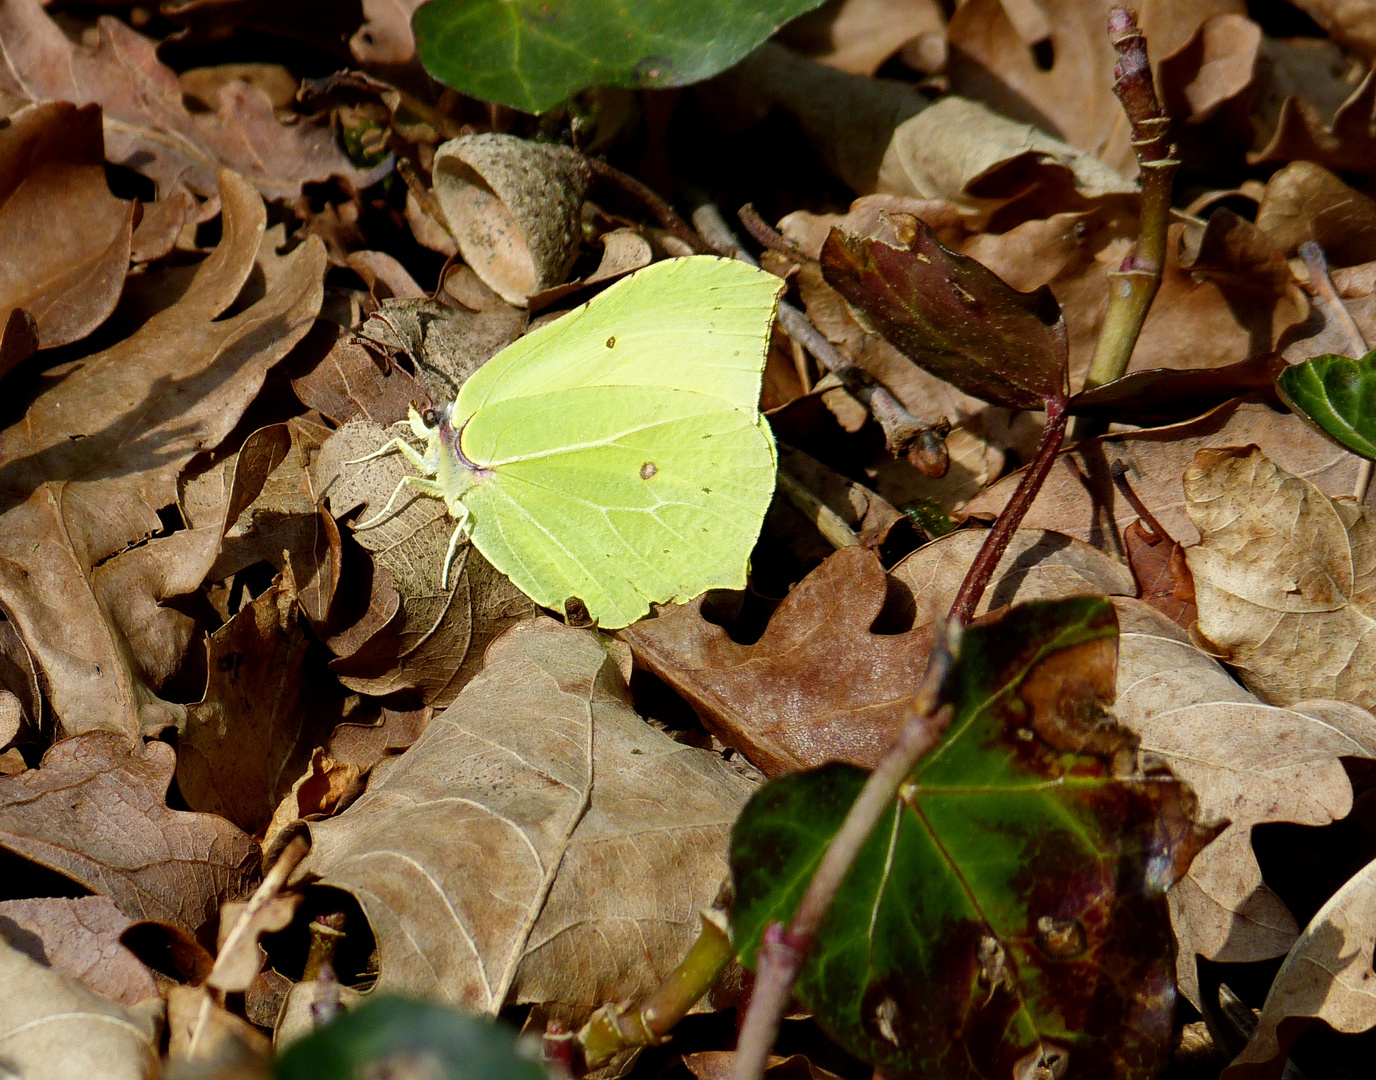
[1157,12,1260,124]
[0,896,159,1007]
[0,101,134,357]
[1109,597,1376,1006]
[177,567,336,837]
[1284,0,1376,61]
[1222,857,1376,1080]
[291,326,430,425]
[211,893,301,994]
[1184,445,1376,710]
[167,982,271,1063]
[298,618,755,1019]
[0,732,259,940]
[622,532,1132,777]
[0,937,159,1080]
[946,0,1241,175]
[1122,518,1198,628]
[684,1051,844,1080]
[1255,160,1376,265]
[0,174,324,738]
[779,0,946,76]
[0,0,389,199]
[1252,67,1376,175]
[962,397,1365,554]
[316,420,537,707]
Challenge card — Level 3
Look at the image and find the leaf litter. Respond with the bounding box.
[4,1,1376,1078]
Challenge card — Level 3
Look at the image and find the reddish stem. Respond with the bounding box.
[948,397,1069,624]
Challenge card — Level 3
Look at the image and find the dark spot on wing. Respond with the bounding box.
[606,335,616,348]
[640,461,658,480]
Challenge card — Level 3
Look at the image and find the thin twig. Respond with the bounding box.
[584,157,712,254]
[1073,7,1179,440]
[948,398,1070,624]
[775,468,860,549]
[1298,241,1374,502]
[730,627,960,1080]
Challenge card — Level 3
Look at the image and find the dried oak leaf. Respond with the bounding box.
[963,398,1365,556]
[0,896,159,1007]
[1282,0,1376,63]
[0,732,259,940]
[0,0,388,199]
[1255,160,1376,266]
[0,101,133,369]
[1223,857,1376,1080]
[0,174,324,738]
[0,937,159,1080]
[946,0,1241,176]
[1184,445,1376,711]
[778,0,946,77]
[297,618,754,1019]
[1109,598,1376,1007]
[291,326,429,426]
[314,421,536,708]
[177,566,336,837]
[1252,67,1376,175]
[622,533,1132,777]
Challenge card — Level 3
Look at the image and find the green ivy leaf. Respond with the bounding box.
[819,219,1068,411]
[413,0,829,115]
[274,995,548,1080]
[1276,351,1376,460]
[731,598,1206,1080]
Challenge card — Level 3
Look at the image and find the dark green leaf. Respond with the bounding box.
[413,0,830,115]
[1276,351,1376,460]
[731,598,1206,1080]
[274,995,548,1080]
[820,219,1068,411]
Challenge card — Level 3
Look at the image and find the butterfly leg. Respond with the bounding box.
[440,502,471,590]
[345,436,437,475]
[355,473,446,530]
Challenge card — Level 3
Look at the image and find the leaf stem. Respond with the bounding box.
[1076,8,1178,403]
[730,630,959,1080]
[947,398,1069,624]
[578,908,735,1068]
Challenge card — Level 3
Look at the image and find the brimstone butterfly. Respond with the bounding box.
[351,255,784,629]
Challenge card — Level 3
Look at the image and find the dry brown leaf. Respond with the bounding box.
[684,1051,845,1080]
[1184,445,1376,711]
[0,732,258,940]
[211,894,301,994]
[0,896,159,1007]
[298,618,754,1019]
[0,101,133,362]
[779,0,946,76]
[946,0,1241,176]
[1252,67,1376,175]
[1157,12,1261,124]
[291,326,430,426]
[0,616,41,748]
[623,533,1131,776]
[1284,0,1376,61]
[1255,160,1376,266]
[167,983,271,1064]
[0,937,159,1080]
[963,398,1365,553]
[315,420,536,707]
[0,0,388,199]
[177,567,337,837]
[699,43,1134,222]
[0,175,323,738]
[1109,598,1376,1007]
[1223,857,1376,1080]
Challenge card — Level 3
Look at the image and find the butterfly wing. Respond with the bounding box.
[457,385,776,628]
[453,256,783,420]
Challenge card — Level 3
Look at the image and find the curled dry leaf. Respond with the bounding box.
[315,421,537,707]
[431,134,591,306]
[177,567,337,837]
[1284,0,1376,61]
[298,619,754,1019]
[622,532,1131,777]
[963,398,1365,554]
[0,0,389,199]
[0,937,159,1080]
[1110,598,1376,1006]
[700,43,1133,222]
[1255,160,1376,266]
[779,0,946,76]
[0,732,259,940]
[0,175,324,738]
[1252,68,1376,176]
[0,101,134,368]
[1223,857,1376,1080]
[946,0,1241,176]
[0,896,159,1007]
[1184,445,1376,711]
[291,326,430,427]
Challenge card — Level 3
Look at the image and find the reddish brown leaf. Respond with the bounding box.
[0,733,259,940]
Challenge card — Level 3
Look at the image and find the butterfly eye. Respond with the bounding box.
[421,408,440,428]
